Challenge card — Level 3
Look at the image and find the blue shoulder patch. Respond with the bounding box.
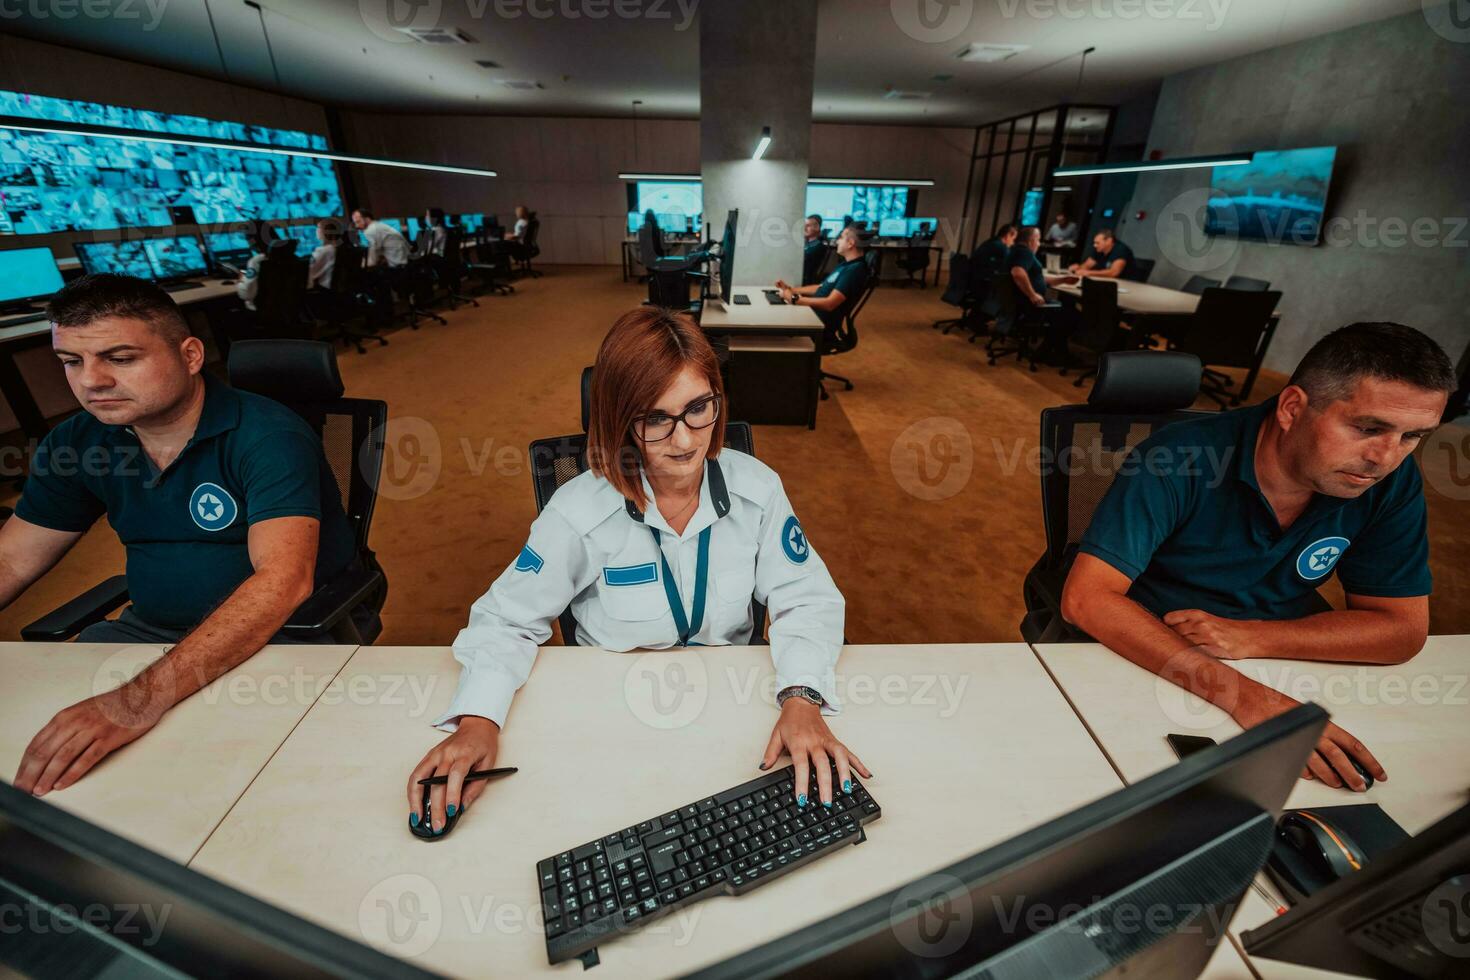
[515,544,544,574]
[780,515,810,565]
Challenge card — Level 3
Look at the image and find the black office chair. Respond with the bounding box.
[1063,277,1141,386]
[527,366,765,645]
[430,228,480,310]
[1168,287,1282,409]
[1224,274,1271,292]
[21,341,389,644]
[465,238,516,296]
[1122,257,1156,283]
[933,252,974,333]
[514,215,543,277]
[985,272,1052,372]
[818,255,877,398]
[894,236,933,287]
[253,240,312,339]
[1180,275,1221,295]
[802,242,831,286]
[389,256,448,329]
[313,242,387,355]
[1019,351,1205,644]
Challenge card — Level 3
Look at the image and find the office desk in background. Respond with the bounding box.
[620,235,704,282]
[865,241,943,287]
[1031,635,1470,979]
[191,643,1127,977]
[0,280,239,445]
[0,641,357,864]
[701,287,824,427]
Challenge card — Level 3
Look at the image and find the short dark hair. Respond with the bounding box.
[806,213,822,223]
[46,274,190,343]
[1018,225,1040,242]
[1289,322,1456,405]
[997,223,1018,238]
[353,207,375,220]
[1094,228,1115,241]
[428,207,445,225]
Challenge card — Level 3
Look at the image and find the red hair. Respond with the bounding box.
[586,307,726,511]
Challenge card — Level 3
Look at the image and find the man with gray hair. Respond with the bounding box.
[1061,322,1456,792]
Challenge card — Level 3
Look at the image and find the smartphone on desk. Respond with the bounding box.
[1167,733,1217,760]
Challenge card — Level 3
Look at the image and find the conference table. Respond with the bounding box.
[1050,277,1201,316]
[4,635,1466,977]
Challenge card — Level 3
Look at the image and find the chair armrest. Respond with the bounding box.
[20,575,130,642]
[280,565,384,639]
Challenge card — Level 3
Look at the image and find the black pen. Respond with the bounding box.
[417,766,518,787]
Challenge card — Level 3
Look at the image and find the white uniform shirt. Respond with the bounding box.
[435,450,844,730]
[426,225,448,257]
[364,220,410,267]
[308,244,336,289]
[512,217,529,241]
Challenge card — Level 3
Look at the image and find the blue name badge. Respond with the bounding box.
[603,562,658,587]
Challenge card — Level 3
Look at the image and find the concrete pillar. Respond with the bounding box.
[699,0,817,289]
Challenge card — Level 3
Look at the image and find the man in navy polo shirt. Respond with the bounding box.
[1067,228,1137,280]
[1062,323,1456,792]
[3,274,356,797]
[775,225,869,330]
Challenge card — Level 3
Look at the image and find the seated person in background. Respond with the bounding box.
[422,208,449,258]
[504,204,531,242]
[774,225,868,331]
[1008,226,1071,309]
[351,208,409,269]
[971,223,1018,281]
[641,208,665,257]
[6,274,358,796]
[1062,322,1457,791]
[407,308,861,834]
[801,213,827,285]
[1045,211,1078,246]
[1068,228,1136,279]
[233,222,276,311]
[308,217,345,290]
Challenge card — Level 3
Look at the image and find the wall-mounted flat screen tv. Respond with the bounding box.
[1204,146,1336,246]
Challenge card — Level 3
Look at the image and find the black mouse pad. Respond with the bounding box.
[1266,804,1409,905]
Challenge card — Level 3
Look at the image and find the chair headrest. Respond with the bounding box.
[228,339,344,403]
[266,238,297,257]
[1088,351,1201,412]
[581,365,595,432]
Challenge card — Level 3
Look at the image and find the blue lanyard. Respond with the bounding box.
[648,525,710,647]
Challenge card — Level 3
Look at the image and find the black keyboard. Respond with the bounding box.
[159,281,204,292]
[537,762,880,967]
[763,289,787,305]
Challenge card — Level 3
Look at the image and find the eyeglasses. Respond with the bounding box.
[631,394,722,443]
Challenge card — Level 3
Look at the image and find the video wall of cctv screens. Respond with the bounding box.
[0,89,342,235]
[74,235,210,281]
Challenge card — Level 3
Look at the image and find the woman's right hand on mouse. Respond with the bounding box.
[407,715,500,833]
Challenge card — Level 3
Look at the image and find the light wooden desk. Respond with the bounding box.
[699,286,825,339]
[191,643,1128,977]
[1032,635,1470,978]
[0,641,357,864]
[1051,278,1199,316]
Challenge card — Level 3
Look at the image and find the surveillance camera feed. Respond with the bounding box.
[0,90,342,235]
[1204,147,1337,246]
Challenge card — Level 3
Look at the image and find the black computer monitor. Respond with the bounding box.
[204,231,253,271]
[1243,800,1470,976]
[689,703,1328,980]
[142,235,209,283]
[717,209,738,304]
[0,781,436,979]
[75,240,155,279]
[0,246,65,311]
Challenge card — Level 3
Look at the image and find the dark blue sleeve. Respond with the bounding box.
[1006,247,1027,270]
[238,429,331,525]
[1334,462,1433,598]
[1076,443,1186,581]
[13,425,106,533]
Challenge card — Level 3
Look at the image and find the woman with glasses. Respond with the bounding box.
[407,306,864,835]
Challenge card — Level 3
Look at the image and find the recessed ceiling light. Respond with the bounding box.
[475,59,501,69]
[955,43,1028,63]
[395,26,475,44]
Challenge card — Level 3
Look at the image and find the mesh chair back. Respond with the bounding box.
[255,244,309,336]
[528,423,759,645]
[1174,287,1282,369]
[330,242,366,296]
[1224,274,1271,292]
[1181,275,1221,295]
[524,217,541,257]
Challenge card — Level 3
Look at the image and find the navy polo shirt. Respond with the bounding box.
[1084,238,1137,279]
[16,374,357,630]
[813,256,868,331]
[1078,397,1432,620]
[971,237,1010,279]
[802,238,826,285]
[1007,245,1048,299]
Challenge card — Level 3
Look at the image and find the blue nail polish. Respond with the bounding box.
[447,804,457,817]
[843,780,852,794]
[797,794,807,808]
[434,824,444,835]
[823,800,832,809]
[410,812,420,827]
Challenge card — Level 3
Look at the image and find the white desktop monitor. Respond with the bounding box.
[0,247,64,304]
[878,218,908,237]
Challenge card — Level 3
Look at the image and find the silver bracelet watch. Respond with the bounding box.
[776,685,824,709]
